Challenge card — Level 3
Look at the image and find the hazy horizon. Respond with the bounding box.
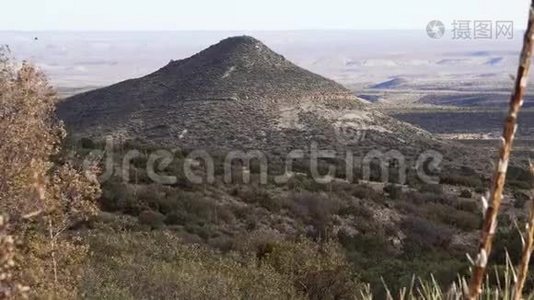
[2,0,530,31]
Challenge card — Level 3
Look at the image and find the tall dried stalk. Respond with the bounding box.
[466,2,534,299]
[513,163,534,300]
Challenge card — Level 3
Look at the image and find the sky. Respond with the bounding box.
[1,0,531,31]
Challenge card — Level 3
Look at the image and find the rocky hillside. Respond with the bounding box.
[54,36,524,297]
[57,36,476,169]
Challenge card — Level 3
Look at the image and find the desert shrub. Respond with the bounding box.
[475,186,487,194]
[351,184,385,204]
[396,193,479,232]
[338,230,392,258]
[513,191,530,209]
[338,202,374,219]
[286,176,326,192]
[136,184,166,210]
[99,178,140,214]
[121,139,161,153]
[235,185,290,212]
[440,169,483,188]
[289,192,342,240]
[184,224,217,240]
[155,196,182,216]
[400,191,450,206]
[455,198,479,213]
[508,180,533,190]
[301,269,358,300]
[207,235,234,252]
[506,166,534,189]
[261,239,361,298]
[393,200,420,215]
[419,183,444,195]
[424,203,480,231]
[440,167,483,188]
[401,217,453,251]
[231,230,282,259]
[258,195,286,212]
[179,196,218,224]
[491,228,523,264]
[215,205,236,224]
[82,231,301,299]
[459,189,473,198]
[164,211,188,226]
[338,225,466,297]
[130,154,148,169]
[440,174,483,188]
[231,204,255,220]
[234,185,271,204]
[384,184,402,199]
[138,210,166,229]
[80,137,96,149]
[0,49,100,297]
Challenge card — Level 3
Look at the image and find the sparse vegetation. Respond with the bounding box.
[3,3,534,297]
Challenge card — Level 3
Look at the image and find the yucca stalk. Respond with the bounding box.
[466,2,534,299]
[513,163,534,300]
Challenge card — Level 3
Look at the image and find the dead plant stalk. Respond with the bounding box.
[466,1,534,298]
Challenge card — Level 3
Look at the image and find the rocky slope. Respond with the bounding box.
[57,36,475,168]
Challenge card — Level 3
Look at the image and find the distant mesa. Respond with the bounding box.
[484,57,504,66]
[370,77,408,89]
[436,58,469,65]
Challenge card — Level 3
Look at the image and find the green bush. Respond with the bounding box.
[508,180,532,190]
[384,184,402,200]
[99,179,142,214]
[289,192,340,240]
[513,191,530,209]
[164,211,188,226]
[507,166,534,189]
[455,198,479,213]
[83,231,301,299]
[459,189,472,198]
[401,217,453,251]
[440,174,483,188]
[351,184,385,204]
[138,210,166,229]
[475,186,487,194]
[401,191,450,206]
[261,239,361,298]
[80,137,96,149]
[419,183,444,195]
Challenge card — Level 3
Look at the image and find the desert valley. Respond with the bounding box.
[2,27,534,298]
